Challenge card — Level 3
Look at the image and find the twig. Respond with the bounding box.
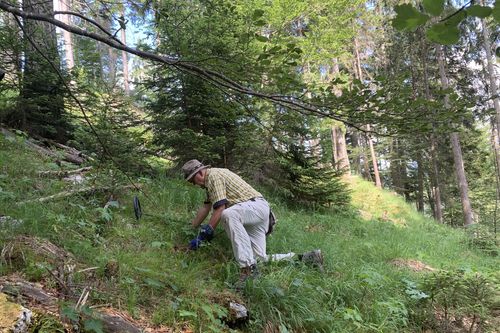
[439,1,473,23]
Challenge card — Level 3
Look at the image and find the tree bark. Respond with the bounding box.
[416,153,425,212]
[437,45,474,226]
[331,125,351,174]
[366,125,382,188]
[479,2,500,191]
[354,37,381,187]
[55,0,74,69]
[429,135,444,223]
[120,9,130,94]
[421,39,444,223]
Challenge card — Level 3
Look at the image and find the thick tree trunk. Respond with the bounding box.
[55,0,74,69]
[425,176,436,217]
[328,58,350,175]
[437,46,474,226]
[331,125,351,174]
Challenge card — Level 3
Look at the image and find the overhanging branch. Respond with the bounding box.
[0,1,387,134]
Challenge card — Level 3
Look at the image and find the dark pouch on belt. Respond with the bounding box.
[266,210,277,236]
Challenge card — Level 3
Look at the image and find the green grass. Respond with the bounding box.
[1,132,498,332]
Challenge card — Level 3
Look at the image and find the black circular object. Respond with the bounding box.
[133,195,142,220]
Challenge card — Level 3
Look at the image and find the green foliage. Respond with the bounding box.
[275,142,350,207]
[61,304,104,333]
[392,4,430,32]
[69,71,150,175]
[29,313,66,333]
[467,5,493,18]
[465,224,499,256]
[393,1,500,45]
[409,270,499,332]
[423,0,445,16]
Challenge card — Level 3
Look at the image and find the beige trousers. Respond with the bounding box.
[220,197,270,267]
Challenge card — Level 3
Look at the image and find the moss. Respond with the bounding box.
[0,292,22,330]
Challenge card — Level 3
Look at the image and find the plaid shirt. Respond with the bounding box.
[205,168,262,209]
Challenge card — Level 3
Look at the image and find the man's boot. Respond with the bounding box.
[299,249,324,272]
[235,264,259,291]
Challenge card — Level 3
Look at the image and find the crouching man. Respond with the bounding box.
[182,159,268,284]
[182,159,324,287]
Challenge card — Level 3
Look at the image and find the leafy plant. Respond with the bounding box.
[393,0,500,45]
[407,270,499,332]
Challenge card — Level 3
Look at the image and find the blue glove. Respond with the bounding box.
[189,225,215,250]
[199,224,214,241]
[189,237,203,250]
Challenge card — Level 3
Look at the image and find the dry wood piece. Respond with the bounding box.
[37,166,92,178]
[390,258,436,272]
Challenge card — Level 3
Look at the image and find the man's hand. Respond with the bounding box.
[199,224,214,241]
[189,224,214,250]
[189,237,203,250]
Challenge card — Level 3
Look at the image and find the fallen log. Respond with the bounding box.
[1,127,90,165]
[18,184,139,204]
[0,276,143,333]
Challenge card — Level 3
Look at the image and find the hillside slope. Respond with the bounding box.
[0,131,498,333]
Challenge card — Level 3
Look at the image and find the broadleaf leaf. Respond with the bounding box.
[423,0,445,16]
[492,1,500,23]
[466,5,492,18]
[392,4,430,31]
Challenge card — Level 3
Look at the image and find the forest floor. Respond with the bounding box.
[0,129,499,333]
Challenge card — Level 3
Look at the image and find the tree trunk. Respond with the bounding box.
[416,153,425,212]
[120,9,130,94]
[426,177,436,218]
[331,126,338,165]
[350,130,363,175]
[354,38,381,187]
[328,58,350,175]
[479,1,500,190]
[366,125,382,188]
[55,0,74,69]
[361,135,373,181]
[331,125,351,175]
[437,45,474,227]
[421,40,444,223]
[429,135,444,223]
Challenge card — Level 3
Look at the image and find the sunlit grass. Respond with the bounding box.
[1,135,498,332]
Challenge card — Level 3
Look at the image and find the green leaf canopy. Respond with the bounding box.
[423,0,445,16]
[392,4,430,32]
